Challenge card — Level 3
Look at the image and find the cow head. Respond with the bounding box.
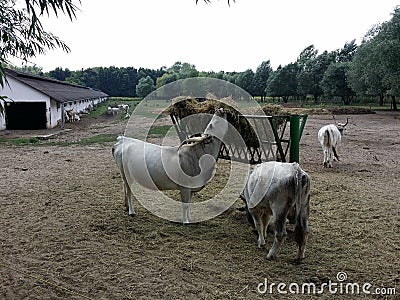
[333,116,349,135]
[204,108,228,141]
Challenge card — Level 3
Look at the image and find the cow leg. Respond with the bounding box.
[267,213,286,260]
[261,212,271,240]
[296,236,308,261]
[327,149,333,168]
[323,148,328,167]
[180,189,192,224]
[250,209,270,249]
[124,183,135,216]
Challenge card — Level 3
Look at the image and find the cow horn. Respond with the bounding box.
[178,134,208,149]
[337,118,349,128]
[185,136,205,143]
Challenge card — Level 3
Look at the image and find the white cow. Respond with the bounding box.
[65,109,80,122]
[112,108,228,224]
[241,161,311,261]
[107,106,120,115]
[318,118,348,168]
[118,104,129,114]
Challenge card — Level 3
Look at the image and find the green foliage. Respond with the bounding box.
[235,69,254,94]
[348,7,400,109]
[136,76,155,98]
[252,61,272,98]
[297,50,336,103]
[321,62,355,104]
[266,63,299,101]
[0,0,79,86]
[49,67,71,81]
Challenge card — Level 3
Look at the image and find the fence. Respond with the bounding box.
[170,113,308,164]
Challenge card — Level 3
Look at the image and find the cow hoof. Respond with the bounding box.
[183,219,192,225]
[258,244,266,249]
[266,254,276,260]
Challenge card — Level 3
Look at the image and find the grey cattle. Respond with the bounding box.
[112,108,228,224]
[242,161,311,261]
[318,118,348,168]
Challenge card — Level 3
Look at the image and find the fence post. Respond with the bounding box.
[289,115,300,163]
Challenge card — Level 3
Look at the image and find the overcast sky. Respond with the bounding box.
[16,0,399,73]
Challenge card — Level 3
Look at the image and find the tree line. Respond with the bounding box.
[5,2,399,110]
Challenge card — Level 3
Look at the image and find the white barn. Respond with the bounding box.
[0,68,108,130]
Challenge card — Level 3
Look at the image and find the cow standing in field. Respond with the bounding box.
[241,161,311,261]
[112,108,228,224]
[318,118,348,168]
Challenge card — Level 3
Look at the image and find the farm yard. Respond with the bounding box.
[0,102,399,299]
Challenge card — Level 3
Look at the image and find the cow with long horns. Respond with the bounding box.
[112,108,228,224]
[318,117,348,168]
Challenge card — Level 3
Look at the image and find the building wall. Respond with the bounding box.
[0,101,5,130]
[0,77,51,129]
[0,76,108,130]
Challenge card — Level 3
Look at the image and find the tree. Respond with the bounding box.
[13,65,43,76]
[321,62,355,104]
[348,7,400,109]
[252,61,272,101]
[266,63,299,102]
[337,40,357,63]
[136,76,155,98]
[297,49,336,103]
[0,0,79,86]
[156,72,179,89]
[235,69,255,95]
[48,67,71,81]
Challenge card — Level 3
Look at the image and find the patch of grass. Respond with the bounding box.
[78,134,118,145]
[148,125,172,136]
[88,98,141,119]
[8,137,41,146]
[0,134,118,147]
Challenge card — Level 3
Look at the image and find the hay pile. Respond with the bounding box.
[167,95,260,148]
[260,103,292,116]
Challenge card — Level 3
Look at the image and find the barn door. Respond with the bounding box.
[5,102,47,130]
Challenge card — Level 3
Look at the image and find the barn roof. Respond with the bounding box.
[4,68,108,103]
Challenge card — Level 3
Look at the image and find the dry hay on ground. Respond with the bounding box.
[0,110,399,299]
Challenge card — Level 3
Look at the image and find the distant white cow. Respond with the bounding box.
[241,161,311,261]
[112,108,228,224]
[318,118,348,168]
[118,104,129,113]
[65,109,80,122]
[107,106,120,115]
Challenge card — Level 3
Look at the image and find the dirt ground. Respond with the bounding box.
[0,108,399,299]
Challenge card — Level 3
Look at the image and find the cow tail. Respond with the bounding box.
[294,166,310,248]
[324,129,331,148]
